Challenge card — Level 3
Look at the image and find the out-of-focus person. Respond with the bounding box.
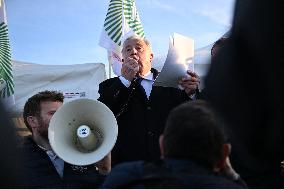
[101,100,247,189]
[204,0,284,188]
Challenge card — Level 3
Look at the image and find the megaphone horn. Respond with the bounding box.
[48,99,118,166]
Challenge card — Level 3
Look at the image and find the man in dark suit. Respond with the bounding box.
[19,90,106,188]
[101,100,247,189]
[98,35,200,166]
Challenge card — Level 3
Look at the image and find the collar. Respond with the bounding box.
[151,68,159,80]
[163,157,212,175]
[37,144,58,160]
[37,144,49,151]
[141,71,154,81]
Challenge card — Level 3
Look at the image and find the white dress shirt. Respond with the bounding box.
[119,71,154,99]
[38,145,64,178]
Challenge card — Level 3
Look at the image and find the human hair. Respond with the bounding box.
[23,90,64,132]
[122,35,152,51]
[211,37,228,56]
[163,100,227,169]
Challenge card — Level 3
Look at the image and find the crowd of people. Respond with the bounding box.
[1,0,283,188]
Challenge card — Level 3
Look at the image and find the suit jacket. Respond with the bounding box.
[98,68,192,165]
[18,136,105,189]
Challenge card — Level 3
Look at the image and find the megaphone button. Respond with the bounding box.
[77,125,91,137]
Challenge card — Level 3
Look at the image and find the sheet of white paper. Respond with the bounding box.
[153,33,194,88]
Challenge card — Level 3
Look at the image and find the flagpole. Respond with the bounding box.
[108,53,111,78]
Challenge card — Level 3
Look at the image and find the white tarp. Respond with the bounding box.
[10,60,107,116]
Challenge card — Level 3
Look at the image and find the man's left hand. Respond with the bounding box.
[179,70,200,95]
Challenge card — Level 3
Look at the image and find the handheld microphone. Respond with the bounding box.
[132,65,140,82]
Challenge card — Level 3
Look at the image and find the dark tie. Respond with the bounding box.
[135,77,146,95]
[136,77,143,85]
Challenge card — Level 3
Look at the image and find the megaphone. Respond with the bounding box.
[48,98,118,166]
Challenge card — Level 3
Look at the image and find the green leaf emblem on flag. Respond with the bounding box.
[103,0,145,46]
[0,21,13,98]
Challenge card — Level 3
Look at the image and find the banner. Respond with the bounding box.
[99,0,145,76]
[0,0,14,106]
[11,61,107,116]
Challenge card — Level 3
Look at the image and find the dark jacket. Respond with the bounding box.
[98,69,191,165]
[18,136,105,189]
[0,102,23,188]
[204,0,284,188]
[101,158,248,189]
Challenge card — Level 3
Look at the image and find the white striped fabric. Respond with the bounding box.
[0,0,14,106]
[99,0,145,77]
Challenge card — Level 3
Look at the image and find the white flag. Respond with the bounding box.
[0,0,14,106]
[99,0,145,76]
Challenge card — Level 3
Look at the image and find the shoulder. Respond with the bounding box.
[101,161,144,189]
[100,77,119,84]
[18,136,51,166]
[17,136,36,150]
[179,174,246,189]
[99,77,125,89]
[108,161,144,177]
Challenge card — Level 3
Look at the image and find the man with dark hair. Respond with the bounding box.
[19,90,105,189]
[101,100,247,189]
[98,35,201,166]
[23,90,64,134]
[161,100,227,170]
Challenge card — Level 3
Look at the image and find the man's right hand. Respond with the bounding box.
[96,153,111,175]
[121,57,139,81]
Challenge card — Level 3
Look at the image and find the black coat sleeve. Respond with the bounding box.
[98,77,133,116]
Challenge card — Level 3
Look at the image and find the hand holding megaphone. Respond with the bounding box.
[95,152,111,175]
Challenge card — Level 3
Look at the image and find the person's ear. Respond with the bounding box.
[27,116,39,130]
[215,143,231,171]
[150,53,153,62]
[159,134,165,158]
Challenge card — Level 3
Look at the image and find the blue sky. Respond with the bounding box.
[5,0,235,71]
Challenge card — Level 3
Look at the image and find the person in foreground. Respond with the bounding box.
[204,0,284,188]
[98,35,200,166]
[211,37,228,58]
[101,100,248,189]
[19,90,108,189]
[0,101,23,188]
